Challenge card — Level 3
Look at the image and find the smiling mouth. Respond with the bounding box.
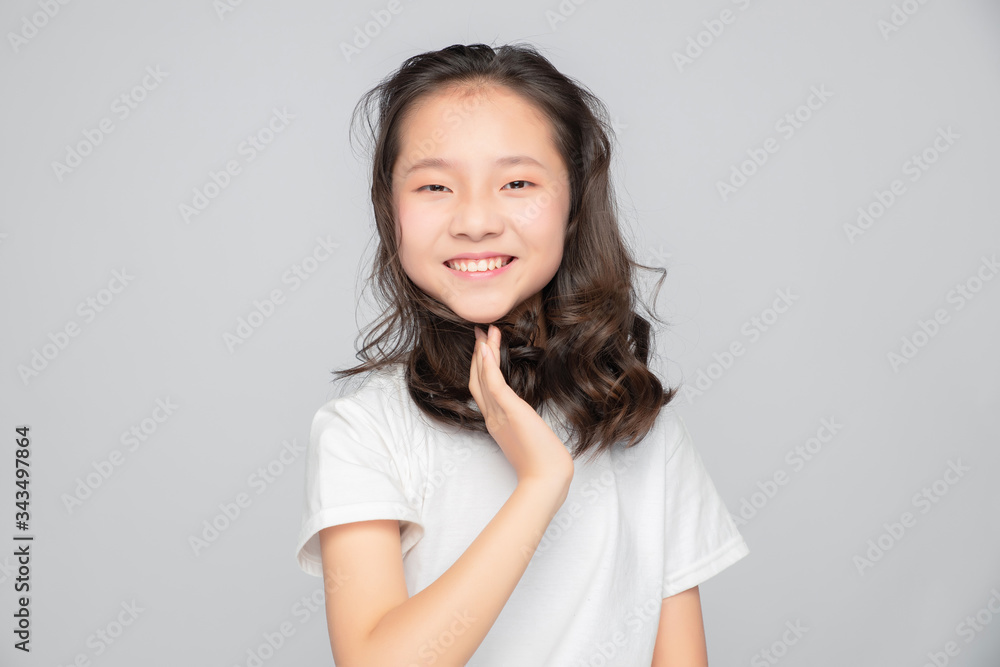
[444,256,516,272]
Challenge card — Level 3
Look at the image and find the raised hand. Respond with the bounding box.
[469,324,574,490]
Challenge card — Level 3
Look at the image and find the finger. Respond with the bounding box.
[472,327,482,368]
[477,345,499,418]
[476,327,491,363]
[469,328,484,402]
[472,327,489,373]
[478,338,492,380]
[473,328,493,403]
[477,333,495,392]
[488,325,501,363]
[476,327,492,366]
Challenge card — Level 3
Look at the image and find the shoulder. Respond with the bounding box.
[305,363,429,495]
[602,403,689,480]
[622,402,688,459]
[654,404,690,461]
[310,363,413,442]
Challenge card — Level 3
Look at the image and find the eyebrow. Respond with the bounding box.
[398,155,546,180]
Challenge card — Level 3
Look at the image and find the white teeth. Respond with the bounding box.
[447,256,509,272]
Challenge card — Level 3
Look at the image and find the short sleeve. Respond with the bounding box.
[661,416,749,598]
[294,392,425,577]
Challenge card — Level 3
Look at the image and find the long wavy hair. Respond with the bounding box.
[334,42,676,463]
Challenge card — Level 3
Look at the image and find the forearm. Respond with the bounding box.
[359,477,570,666]
[651,587,708,667]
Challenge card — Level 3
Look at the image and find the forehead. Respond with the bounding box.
[393,84,562,173]
[408,82,550,125]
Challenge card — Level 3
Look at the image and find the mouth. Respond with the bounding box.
[443,256,516,273]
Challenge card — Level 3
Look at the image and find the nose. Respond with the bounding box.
[448,188,504,241]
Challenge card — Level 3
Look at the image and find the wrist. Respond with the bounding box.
[516,468,573,505]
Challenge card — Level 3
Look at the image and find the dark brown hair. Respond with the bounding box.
[334,41,676,463]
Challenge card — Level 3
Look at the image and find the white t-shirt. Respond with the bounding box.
[295,362,749,666]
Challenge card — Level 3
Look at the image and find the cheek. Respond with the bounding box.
[511,186,569,244]
[395,199,441,275]
[396,197,439,234]
[529,181,569,221]
[516,222,567,277]
[395,199,425,251]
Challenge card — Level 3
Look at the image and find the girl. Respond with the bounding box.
[295,42,749,666]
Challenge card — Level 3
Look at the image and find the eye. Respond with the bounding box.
[502,180,533,190]
[417,184,451,193]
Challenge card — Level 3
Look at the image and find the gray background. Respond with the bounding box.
[2,0,999,665]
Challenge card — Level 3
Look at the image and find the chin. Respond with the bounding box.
[451,307,507,326]
[463,314,503,326]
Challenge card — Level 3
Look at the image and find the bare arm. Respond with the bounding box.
[321,476,569,665]
[320,325,575,665]
[650,586,708,667]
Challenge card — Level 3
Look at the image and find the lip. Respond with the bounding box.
[444,251,515,262]
[444,256,517,279]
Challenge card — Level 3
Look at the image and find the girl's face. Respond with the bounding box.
[391,85,571,325]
